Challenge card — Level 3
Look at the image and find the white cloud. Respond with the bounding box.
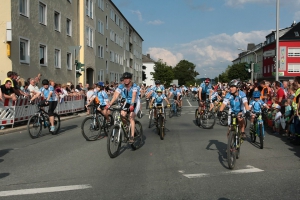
[147,48,184,67]
[130,10,143,21]
[147,30,271,78]
[147,20,164,25]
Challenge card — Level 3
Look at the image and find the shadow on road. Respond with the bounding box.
[0,173,10,179]
[206,140,228,169]
[0,149,13,179]
[58,124,78,134]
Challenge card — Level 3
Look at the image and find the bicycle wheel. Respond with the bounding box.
[219,111,228,126]
[131,121,143,150]
[103,114,114,136]
[201,111,216,129]
[107,124,122,158]
[250,125,256,143]
[81,116,101,141]
[146,99,149,109]
[227,131,237,169]
[159,115,164,140]
[50,113,61,135]
[195,109,200,126]
[148,109,153,128]
[27,115,42,139]
[259,124,264,149]
[169,107,173,118]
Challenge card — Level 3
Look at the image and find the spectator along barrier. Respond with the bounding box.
[0,95,85,127]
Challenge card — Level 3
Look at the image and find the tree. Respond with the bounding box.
[150,59,174,86]
[173,60,199,86]
[227,62,250,81]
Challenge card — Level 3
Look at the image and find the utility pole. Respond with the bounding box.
[275,0,280,81]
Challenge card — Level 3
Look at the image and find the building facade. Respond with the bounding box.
[0,0,143,86]
[142,54,155,86]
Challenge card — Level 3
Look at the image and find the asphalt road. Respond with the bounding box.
[0,97,299,200]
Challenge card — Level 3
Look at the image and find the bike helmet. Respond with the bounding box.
[229,79,242,88]
[253,91,261,98]
[42,79,49,85]
[97,82,104,87]
[155,80,160,85]
[120,76,124,82]
[156,88,162,93]
[204,78,210,83]
[122,72,132,79]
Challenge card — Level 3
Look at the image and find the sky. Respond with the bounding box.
[112,0,300,79]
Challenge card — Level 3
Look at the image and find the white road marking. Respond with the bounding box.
[182,166,264,179]
[186,99,192,107]
[0,185,92,197]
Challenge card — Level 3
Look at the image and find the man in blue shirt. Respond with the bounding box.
[218,79,251,138]
[198,78,212,114]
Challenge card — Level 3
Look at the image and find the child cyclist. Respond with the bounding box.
[86,82,111,125]
[249,91,269,132]
[150,88,170,118]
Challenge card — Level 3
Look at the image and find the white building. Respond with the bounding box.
[142,54,155,86]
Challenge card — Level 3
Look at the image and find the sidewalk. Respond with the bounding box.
[0,112,87,136]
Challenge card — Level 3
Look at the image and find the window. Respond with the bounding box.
[288,63,300,73]
[110,9,115,21]
[106,16,108,29]
[99,69,104,81]
[54,49,61,68]
[86,0,93,18]
[288,48,300,57]
[98,0,104,10]
[120,20,123,29]
[39,2,46,25]
[110,51,114,62]
[295,32,299,37]
[66,18,72,36]
[98,20,104,34]
[54,11,60,31]
[106,38,108,52]
[67,0,72,3]
[39,44,47,65]
[67,52,72,70]
[20,38,30,64]
[19,0,29,17]
[86,26,93,47]
[98,45,104,58]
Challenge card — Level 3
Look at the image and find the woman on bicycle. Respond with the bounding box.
[217,79,251,138]
[108,72,140,143]
[40,79,58,133]
[149,88,170,118]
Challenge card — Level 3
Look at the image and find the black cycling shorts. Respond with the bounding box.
[48,101,58,117]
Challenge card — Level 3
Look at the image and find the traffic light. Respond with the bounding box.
[244,63,251,73]
[254,64,259,73]
[75,60,85,78]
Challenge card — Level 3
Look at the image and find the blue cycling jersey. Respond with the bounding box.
[249,100,266,113]
[200,83,212,95]
[116,83,138,103]
[170,88,181,96]
[223,90,247,114]
[151,85,165,92]
[152,94,167,104]
[40,86,57,101]
[97,90,109,106]
[211,92,218,101]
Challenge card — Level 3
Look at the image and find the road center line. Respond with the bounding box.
[186,99,192,107]
[183,173,210,178]
[0,184,92,197]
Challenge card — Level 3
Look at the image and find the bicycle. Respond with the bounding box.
[154,105,167,140]
[227,113,245,169]
[107,107,143,158]
[81,104,113,141]
[249,111,266,149]
[195,100,216,129]
[169,99,181,118]
[27,103,60,139]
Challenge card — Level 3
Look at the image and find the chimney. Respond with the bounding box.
[147,54,150,58]
[247,43,255,51]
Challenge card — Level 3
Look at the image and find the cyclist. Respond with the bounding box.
[150,88,170,119]
[109,72,139,143]
[209,89,222,112]
[191,85,198,99]
[168,84,182,109]
[217,79,251,139]
[146,80,165,99]
[249,91,269,126]
[198,78,212,114]
[40,79,58,133]
[85,82,111,125]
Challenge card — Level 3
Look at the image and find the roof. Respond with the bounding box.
[280,22,300,40]
[142,54,155,63]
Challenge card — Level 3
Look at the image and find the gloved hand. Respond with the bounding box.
[167,104,170,108]
[217,111,222,117]
[129,105,134,112]
[149,105,153,109]
[245,110,251,118]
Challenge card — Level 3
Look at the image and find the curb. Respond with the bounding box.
[0,112,87,136]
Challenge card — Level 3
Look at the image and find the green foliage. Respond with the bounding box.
[173,60,199,85]
[151,59,174,86]
[227,62,250,81]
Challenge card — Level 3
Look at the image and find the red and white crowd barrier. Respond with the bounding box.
[0,95,85,127]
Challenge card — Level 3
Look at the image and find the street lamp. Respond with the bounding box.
[275,0,279,81]
[238,48,257,84]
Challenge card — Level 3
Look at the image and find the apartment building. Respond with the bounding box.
[0,0,143,86]
[81,0,143,85]
[0,0,79,85]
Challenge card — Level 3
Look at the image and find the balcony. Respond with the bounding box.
[129,37,133,44]
[130,52,133,60]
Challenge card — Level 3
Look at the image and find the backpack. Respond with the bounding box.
[94,96,100,104]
